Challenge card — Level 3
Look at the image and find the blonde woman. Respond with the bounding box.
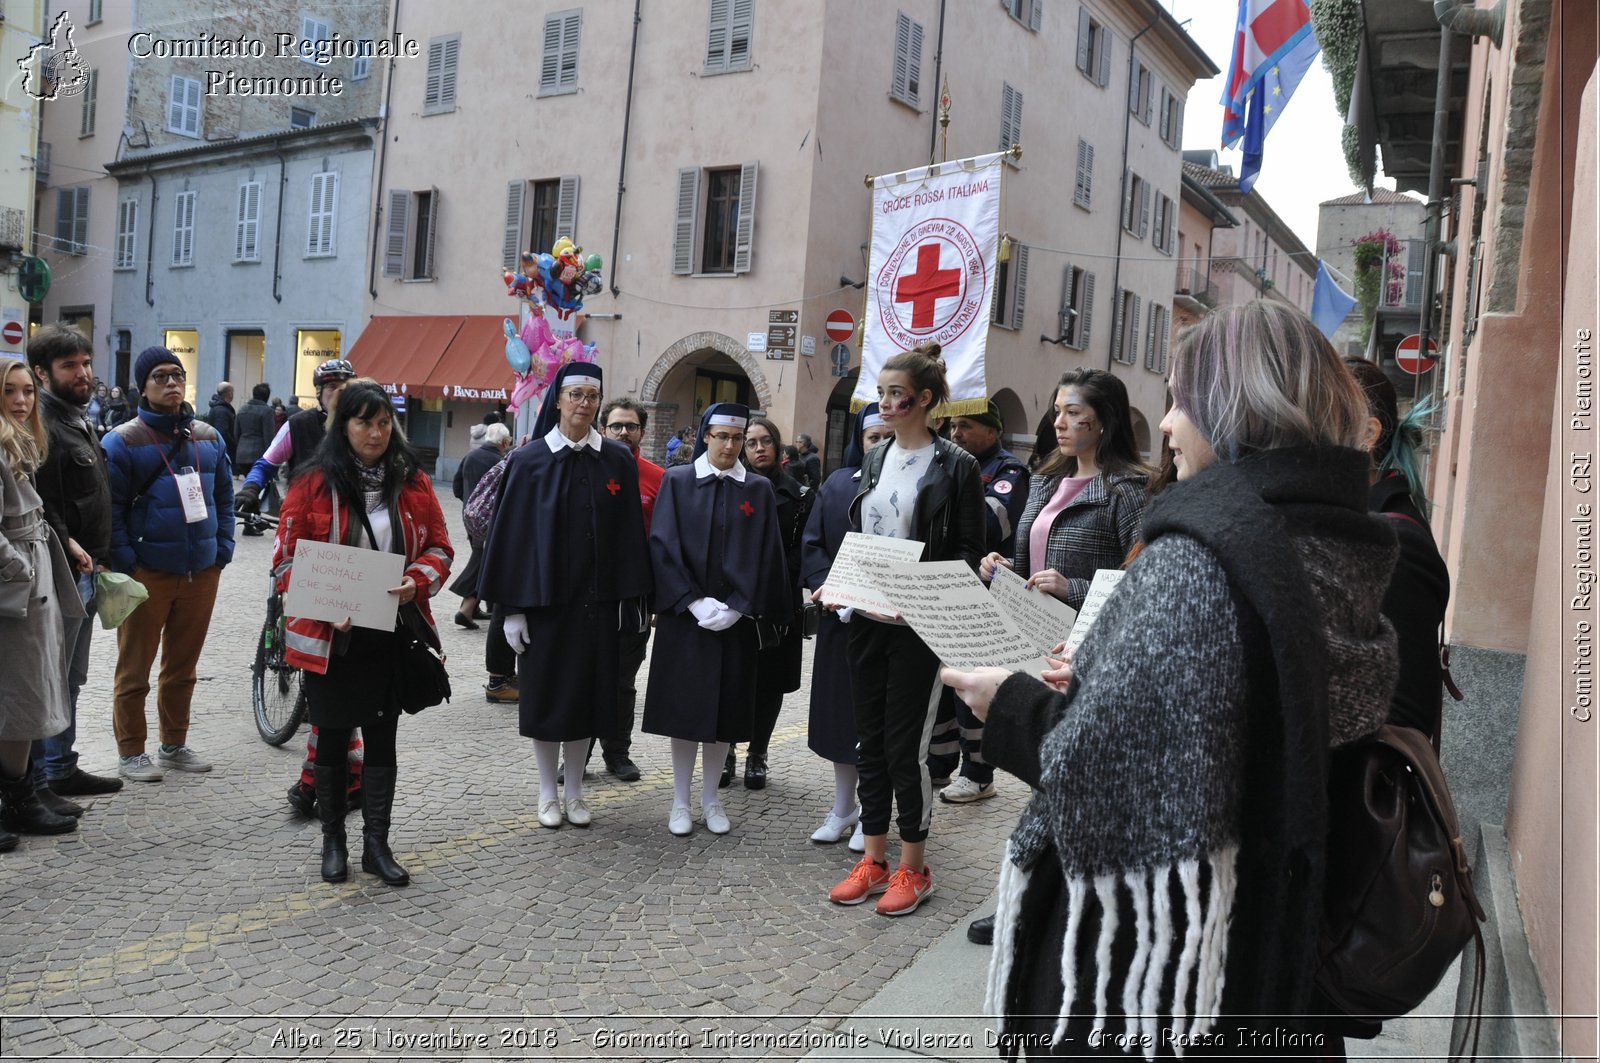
[0,357,83,846]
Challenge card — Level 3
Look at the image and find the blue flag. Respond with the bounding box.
[1221,0,1321,193]
[1311,261,1357,339]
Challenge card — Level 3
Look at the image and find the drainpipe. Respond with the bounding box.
[926,0,947,162]
[1105,7,1161,370]
[1433,0,1505,48]
[143,167,157,306]
[608,0,642,298]
[369,0,401,299]
[271,139,287,303]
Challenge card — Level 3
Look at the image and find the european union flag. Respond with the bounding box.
[1221,0,1322,193]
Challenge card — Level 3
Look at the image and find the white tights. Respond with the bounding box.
[532,739,591,805]
[670,738,729,810]
[832,761,860,819]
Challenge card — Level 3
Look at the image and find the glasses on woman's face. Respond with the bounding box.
[707,432,745,446]
[605,421,642,435]
[149,370,187,386]
[563,389,601,406]
[745,434,775,451]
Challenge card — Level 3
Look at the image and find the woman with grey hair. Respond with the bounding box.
[450,422,512,629]
[944,301,1399,1057]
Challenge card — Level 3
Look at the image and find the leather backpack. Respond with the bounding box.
[1316,723,1486,1053]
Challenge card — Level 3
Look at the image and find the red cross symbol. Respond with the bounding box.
[739,501,755,518]
[606,479,621,495]
[894,243,962,330]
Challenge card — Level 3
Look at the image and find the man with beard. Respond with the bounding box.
[27,326,125,807]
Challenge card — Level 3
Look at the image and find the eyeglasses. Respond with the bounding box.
[707,432,745,446]
[605,422,642,434]
[745,436,775,449]
[562,389,601,405]
[149,370,187,385]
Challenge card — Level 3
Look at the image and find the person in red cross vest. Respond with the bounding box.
[640,402,788,839]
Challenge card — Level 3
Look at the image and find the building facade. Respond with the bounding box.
[355,0,1215,469]
[2,1,47,361]
[1180,154,1318,317]
[1315,188,1427,358]
[1171,169,1238,334]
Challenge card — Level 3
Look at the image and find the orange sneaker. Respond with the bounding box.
[829,856,892,905]
[875,864,934,916]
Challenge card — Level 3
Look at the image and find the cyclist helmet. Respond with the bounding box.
[312,358,356,389]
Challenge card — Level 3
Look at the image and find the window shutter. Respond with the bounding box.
[1029,0,1042,32]
[907,18,923,102]
[1129,296,1141,364]
[1159,88,1171,141]
[1110,287,1125,363]
[425,39,444,107]
[1059,263,1074,341]
[184,77,200,133]
[72,187,89,254]
[115,200,135,268]
[440,37,459,108]
[502,181,527,270]
[672,168,700,275]
[1075,8,1091,75]
[1144,306,1157,370]
[560,12,581,89]
[55,190,74,252]
[999,83,1020,151]
[540,17,562,90]
[1080,272,1095,349]
[167,75,185,131]
[892,13,912,103]
[705,0,730,71]
[81,68,97,136]
[729,0,753,68]
[1010,243,1029,330]
[1139,180,1151,238]
[173,190,195,265]
[1158,306,1169,372]
[1144,75,1154,124]
[1074,139,1089,207]
[383,188,410,277]
[235,182,261,261]
[1128,65,1141,114]
[1097,26,1112,87]
[422,188,440,278]
[1171,100,1184,148]
[307,172,337,257]
[1083,143,1094,204]
[733,161,758,274]
[1121,169,1133,230]
[1165,203,1176,256]
[555,174,580,242]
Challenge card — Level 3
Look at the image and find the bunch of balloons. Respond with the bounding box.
[500,237,602,417]
[502,237,604,315]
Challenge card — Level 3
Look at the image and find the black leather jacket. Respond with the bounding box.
[36,390,112,564]
[849,435,986,570]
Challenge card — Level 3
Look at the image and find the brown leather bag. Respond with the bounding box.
[1317,724,1486,1049]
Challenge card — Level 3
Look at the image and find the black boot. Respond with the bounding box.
[0,773,78,835]
[359,765,409,886]
[313,764,348,882]
[719,747,736,789]
[744,752,768,790]
[0,826,16,852]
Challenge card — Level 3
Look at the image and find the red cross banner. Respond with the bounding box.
[854,151,1005,416]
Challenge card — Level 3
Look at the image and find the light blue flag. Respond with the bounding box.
[1311,261,1357,339]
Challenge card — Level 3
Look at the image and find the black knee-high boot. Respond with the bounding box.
[313,763,348,882]
[359,765,409,886]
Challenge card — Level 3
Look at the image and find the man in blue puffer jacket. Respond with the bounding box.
[103,347,234,783]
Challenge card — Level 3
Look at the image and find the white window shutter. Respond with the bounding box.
[540,17,562,90]
[1097,26,1112,87]
[733,161,758,274]
[235,185,249,260]
[1110,287,1125,362]
[556,174,580,241]
[422,187,440,278]
[1080,272,1095,349]
[167,75,184,131]
[1076,8,1091,75]
[502,181,527,270]
[440,37,459,108]
[1029,0,1042,32]
[1011,243,1029,330]
[672,168,699,275]
[172,194,184,264]
[384,188,410,277]
[560,12,581,89]
[705,0,730,71]
[729,0,753,68]
[425,39,444,107]
[185,77,200,133]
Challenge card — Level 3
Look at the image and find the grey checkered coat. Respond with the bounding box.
[1010,470,1150,610]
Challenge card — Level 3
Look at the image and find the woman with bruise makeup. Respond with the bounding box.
[980,368,1152,611]
[823,342,985,918]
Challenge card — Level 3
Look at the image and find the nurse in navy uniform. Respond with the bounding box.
[642,403,788,838]
[477,362,650,830]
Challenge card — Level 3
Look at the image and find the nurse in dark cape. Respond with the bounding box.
[799,403,891,849]
[477,362,650,830]
[641,403,788,838]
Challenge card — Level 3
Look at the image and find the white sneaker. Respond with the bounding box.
[848,821,866,853]
[155,745,212,773]
[811,806,861,844]
[565,795,591,827]
[940,776,997,803]
[118,753,165,782]
[537,799,563,829]
[703,802,731,835]
[668,805,693,836]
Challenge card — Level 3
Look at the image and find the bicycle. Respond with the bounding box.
[251,517,307,745]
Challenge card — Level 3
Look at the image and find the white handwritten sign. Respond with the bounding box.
[1063,568,1127,656]
[285,541,405,633]
[989,563,1079,655]
[880,561,1047,673]
[818,532,925,614]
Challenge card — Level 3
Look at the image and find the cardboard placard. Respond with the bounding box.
[880,560,1047,673]
[988,563,1079,655]
[1063,569,1127,656]
[284,540,405,633]
[817,532,925,615]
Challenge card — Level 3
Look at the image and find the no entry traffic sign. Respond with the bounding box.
[0,320,25,349]
[825,309,855,343]
[1395,334,1438,375]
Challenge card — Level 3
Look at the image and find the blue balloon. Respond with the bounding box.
[537,253,555,272]
[503,318,531,373]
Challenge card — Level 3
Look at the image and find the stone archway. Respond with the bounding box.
[641,331,775,409]
[1129,408,1153,460]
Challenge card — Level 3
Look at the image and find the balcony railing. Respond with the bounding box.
[1174,266,1217,308]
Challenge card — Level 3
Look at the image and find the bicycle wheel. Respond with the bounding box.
[252,608,307,746]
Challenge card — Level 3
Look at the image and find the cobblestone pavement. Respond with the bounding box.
[0,490,1023,1061]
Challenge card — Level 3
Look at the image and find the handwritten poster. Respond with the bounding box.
[988,564,1079,655]
[818,533,926,614]
[880,561,1047,673]
[285,540,405,633]
[1063,568,1127,656]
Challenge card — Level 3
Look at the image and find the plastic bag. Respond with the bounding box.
[95,571,149,629]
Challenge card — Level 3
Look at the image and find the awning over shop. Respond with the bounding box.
[346,316,465,399]
[424,315,516,403]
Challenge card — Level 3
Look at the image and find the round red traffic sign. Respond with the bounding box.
[825,309,855,343]
[1395,334,1438,375]
[0,320,24,348]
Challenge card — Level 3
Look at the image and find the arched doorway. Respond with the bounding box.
[823,369,860,470]
[639,331,774,461]
[991,387,1031,461]
[1129,408,1153,460]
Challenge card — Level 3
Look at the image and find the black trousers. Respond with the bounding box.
[847,620,942,844]
[599,624,650,759]
[485,604,516,680]
[314,714,398,768]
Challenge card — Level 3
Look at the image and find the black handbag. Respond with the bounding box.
[394,602,450,714]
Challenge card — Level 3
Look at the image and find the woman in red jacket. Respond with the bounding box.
[272,383,452,887]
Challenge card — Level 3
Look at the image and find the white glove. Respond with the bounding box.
[688,597,728,624]
[504,613,530,654]
[698,605,742,632]
[837,606,855,624]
